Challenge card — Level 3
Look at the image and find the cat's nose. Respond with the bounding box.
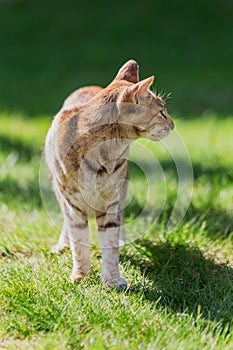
[167,116,174,130]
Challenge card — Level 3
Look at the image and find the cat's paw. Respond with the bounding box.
[51,243,69,254]
[103,277,128,290]
[70,273,85,283]
[116,277,128,290]
[70,270,91,283]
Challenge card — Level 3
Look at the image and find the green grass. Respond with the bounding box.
[0,1,232,348]
[0,113,233,349]
[0,0,232,116]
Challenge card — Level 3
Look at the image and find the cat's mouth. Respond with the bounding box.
[148,127,172,140]
[160,128,173,138]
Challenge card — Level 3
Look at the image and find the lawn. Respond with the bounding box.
[0,112,232,349]
[0,0,233,348]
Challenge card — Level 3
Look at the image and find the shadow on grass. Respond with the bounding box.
[0,135,40,160]
[123,240,233,327]
[171,157,233,239]
[128,157,233,239]
[0,176,42,209]
[0,134,43,209]
[185,203,233,240]
[138,157,233,184]
[128,156,233,200]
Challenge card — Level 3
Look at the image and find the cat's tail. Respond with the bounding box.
[63,86,103,109]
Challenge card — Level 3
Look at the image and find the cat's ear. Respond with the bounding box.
[115,59,139,83]
[122,76,154,104]
[136,76,154,93]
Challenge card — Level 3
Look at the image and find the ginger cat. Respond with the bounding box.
[45,60,174,288]
[63,86,103,109]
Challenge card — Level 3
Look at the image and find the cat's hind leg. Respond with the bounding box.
[118,176,128,246]
[51,221,70,254]
[119,210,126,247]
[51,184,70,254]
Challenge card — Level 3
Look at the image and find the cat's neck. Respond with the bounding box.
[83,80,132,126]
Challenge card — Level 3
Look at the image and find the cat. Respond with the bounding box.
[62,85,103,109]
[45,59,174,288]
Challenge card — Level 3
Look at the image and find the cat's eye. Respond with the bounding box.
[160,111,167,119]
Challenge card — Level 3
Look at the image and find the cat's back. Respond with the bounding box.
[58,80,132,127]
[63,86,103,109]
[45,79,133,159]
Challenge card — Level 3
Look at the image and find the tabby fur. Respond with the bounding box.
[45,59,174,288]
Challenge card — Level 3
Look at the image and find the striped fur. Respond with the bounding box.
[45,59,174,288]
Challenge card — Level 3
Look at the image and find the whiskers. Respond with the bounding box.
[153,87,173,109]
[157,89,172,102]
[152,86,171,99]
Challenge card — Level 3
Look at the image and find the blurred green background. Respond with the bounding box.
[0,0,232,117]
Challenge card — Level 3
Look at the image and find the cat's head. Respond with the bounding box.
[115,61,174,141]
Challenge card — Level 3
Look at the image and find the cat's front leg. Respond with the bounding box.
[97,213,127,289]
[64,207,91,282]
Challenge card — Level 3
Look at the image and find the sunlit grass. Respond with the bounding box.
[0,113,232,349]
